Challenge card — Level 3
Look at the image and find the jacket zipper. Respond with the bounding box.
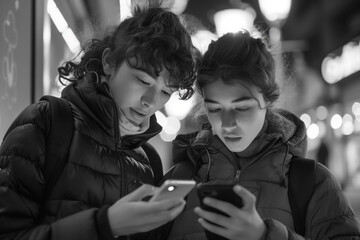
[113,104,120,149]
[113,103,125,197]
[219,151,241,183]
[214,139,242,184]
[117,151,126,197]
[210,148,242,183]
[234,169,241,182]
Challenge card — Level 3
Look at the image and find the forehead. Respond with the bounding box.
[202,79,263,104]
[202,79,255,100]
[127,57,179,88]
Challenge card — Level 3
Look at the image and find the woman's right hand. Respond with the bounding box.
[108,184,185,237]
[194,185,266,240]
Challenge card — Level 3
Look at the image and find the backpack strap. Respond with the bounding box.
[40,95,74,196]
[288,156,316,236]
[142,142,163,186]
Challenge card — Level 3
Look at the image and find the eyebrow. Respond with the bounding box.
[136,67,180,90]
[136,67,156,79]
[204,96,255,104]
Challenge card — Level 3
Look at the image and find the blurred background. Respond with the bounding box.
[1,0,360,216]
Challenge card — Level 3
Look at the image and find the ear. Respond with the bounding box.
[102,48,114,76]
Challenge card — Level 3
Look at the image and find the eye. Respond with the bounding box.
[207,108,221,113]
[235,107,251,112]
[136,77,150,85]
[161,90,171,97]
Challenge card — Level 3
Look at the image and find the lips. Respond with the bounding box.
[131,108,147,116]
[127,108,150,125]
[223,135,240,138]
[223,136,242,143]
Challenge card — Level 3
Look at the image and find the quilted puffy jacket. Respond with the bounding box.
[0,77,162,240]
[165,109,360,240]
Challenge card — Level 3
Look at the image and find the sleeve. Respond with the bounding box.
[0,101,115,240]
[264,163,360,240]
[0,101,50,238]
[303,163,360,239]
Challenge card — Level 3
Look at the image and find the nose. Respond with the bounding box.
[141,87,157,108]
[221,111,237,131]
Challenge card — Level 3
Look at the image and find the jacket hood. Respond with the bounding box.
[61,77,162,149]
[265,109,307,157]
[173,108,307,164]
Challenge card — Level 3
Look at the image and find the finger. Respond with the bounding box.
[233,185,256,210]
[144,201,185,224]
[200,197,240,218]
[122,184,157,201]
[141,204,186,232]
[194,206,228,228]
[197,217,229,239]
[141,222,166,232]
[148,198,185,211]
[167,200,186,219]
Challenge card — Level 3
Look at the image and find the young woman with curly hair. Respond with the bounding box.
[0,3,199,240]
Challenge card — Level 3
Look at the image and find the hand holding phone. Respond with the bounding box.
[196,183,244,240]
[149,179,196,202]
[196,184,266,240]
[196,183,244,215]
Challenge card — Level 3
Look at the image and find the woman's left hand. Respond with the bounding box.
[194,185,266,240]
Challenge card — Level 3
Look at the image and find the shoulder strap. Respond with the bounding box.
[288,156,316,236]
[40,95,74,196]
[142,142,163,186]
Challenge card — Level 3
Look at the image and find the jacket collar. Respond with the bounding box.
[173,108,307,165]
[61,77,162,150]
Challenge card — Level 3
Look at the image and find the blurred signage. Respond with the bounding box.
[0,0,32,140]
[321,38,360,84]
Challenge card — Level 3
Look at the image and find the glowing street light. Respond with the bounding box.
[258,0,292,25]
[258,0,292,109]
[213,8,256,36]
[213,1,256,37]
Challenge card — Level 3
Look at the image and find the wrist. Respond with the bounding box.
[107,205,118,238]
[95,206,119,240]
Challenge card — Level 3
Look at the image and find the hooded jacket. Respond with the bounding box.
[0,77,162,240]
[166,109,360,240]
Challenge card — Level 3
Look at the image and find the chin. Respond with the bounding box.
[229,146,246,152]
[224,141,249,152]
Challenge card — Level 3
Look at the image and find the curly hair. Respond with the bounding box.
[197,30,279,106]
[58,5,200,100]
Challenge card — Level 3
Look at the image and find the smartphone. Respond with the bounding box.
[196,183,244,217]
[197,184,244,240]
[149,179,196,202]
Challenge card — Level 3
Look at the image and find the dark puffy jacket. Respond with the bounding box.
[166,109,360,240]
[0,78,162,240]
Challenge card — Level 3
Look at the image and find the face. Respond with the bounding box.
[106,61,176,126]
[202,79,267,152]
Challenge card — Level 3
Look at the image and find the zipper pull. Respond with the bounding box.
[234,170,241,182]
